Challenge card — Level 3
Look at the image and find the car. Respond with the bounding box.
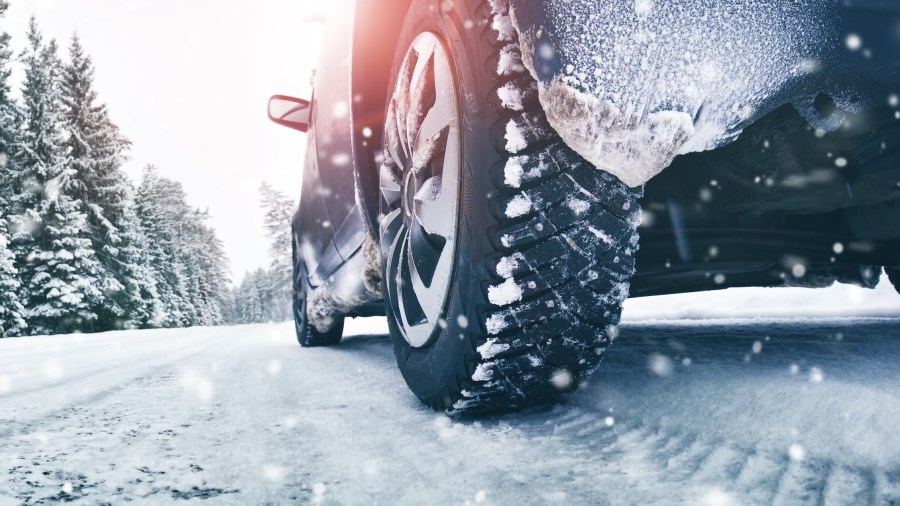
[268,0,900,414]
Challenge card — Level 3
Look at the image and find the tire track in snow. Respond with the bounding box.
[1,318,898,504]
[0,326,245,437]
[487,318,900,504]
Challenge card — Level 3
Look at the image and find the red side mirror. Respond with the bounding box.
[268,95,311,132]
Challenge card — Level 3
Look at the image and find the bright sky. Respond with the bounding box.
[5,0,328,283]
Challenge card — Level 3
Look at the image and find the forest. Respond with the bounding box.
[0,3,292,336]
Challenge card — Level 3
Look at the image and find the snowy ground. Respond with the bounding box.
[1,278,898,505]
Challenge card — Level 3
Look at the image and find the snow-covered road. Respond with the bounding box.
[1,283,899,505]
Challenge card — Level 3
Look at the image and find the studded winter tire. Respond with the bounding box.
[378,0,642,413]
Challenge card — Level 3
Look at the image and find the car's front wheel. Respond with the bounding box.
[378,0,642,413]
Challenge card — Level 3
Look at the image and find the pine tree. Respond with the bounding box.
[115,196,161,328]
[236,270,264,323]
[0,1,17,164]
[136,167,190,327]
[61,35,145,330]
[194,214,230,324]
[9,21,103,335]
[0,233,25,337]
[259,182,295,321]
[0,0,17,167]
[0,0,25,336]
[136,166,230,329]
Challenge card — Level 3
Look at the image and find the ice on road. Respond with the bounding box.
[1,283,899,504]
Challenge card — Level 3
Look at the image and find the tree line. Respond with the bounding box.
[229,183,294,325]
[0,6,230,336]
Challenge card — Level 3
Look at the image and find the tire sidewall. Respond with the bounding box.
[291,231,310,343]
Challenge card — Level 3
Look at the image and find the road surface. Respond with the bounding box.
[1,283,899,505]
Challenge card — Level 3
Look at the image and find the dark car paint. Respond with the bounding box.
[293,0,411,290]
[509,1,900,111]
[294,0,363,287]
[349,1,412,239]
[506,0,900,295]
[293,0,899,307]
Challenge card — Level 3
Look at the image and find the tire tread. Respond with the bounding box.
[447,0,641,414]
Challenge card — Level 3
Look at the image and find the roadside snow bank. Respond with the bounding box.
[510,0,842,187]
[623,273,899,321]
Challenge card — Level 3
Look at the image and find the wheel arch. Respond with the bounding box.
[350,0,414,239]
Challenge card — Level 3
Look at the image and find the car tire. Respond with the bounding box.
[378,0,641,413]
[292,235,344,347]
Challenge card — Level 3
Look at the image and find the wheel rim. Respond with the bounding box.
[380,32,461,349]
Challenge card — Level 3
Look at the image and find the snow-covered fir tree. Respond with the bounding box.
[230,184,296,324]
[235,270,266,324]
[9,20,104,334]
[114,198,162,328]
[181,208,230,327]
[0,0,25,337]
[201,221,231,324]
[136,167,230,328]
[136,167,193,327]
[258,182,294,321]
[60,35,155,330]
[0,15,231,336]
[0,233,25,337]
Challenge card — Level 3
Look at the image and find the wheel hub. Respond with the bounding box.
[402,169,417,220]
[379,32,461,348]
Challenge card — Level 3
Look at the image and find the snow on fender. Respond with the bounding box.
[507,0,863,187]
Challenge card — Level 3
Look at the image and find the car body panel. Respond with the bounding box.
[349,1,412,238]
[508,0,900,187]
[293,0,414,290]
[294,0,359,287]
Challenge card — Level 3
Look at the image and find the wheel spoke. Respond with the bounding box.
[385,104,406,169]
[410,40,435,93]
[413,177,453,238]
[394,50,418,159]
[415,51,454,155]
[397,233,427,328]
[415,102,452,161]
[381,32,460,349]
[407,238,444,321]
[395,103,411,163]
[380,164,402,205]
[411,125,449,174]
[380,208,403,251]
[407,47,436,152]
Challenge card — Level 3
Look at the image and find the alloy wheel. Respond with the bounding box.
[380,32,462,348]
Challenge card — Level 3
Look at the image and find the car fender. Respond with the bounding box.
[507,0,900,187]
